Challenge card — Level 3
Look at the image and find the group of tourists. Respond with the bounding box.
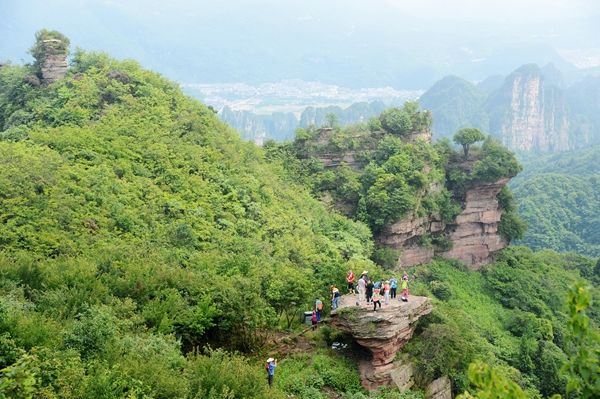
[348,270,410,311]
[269,269,412,387]
[311,270,410,327]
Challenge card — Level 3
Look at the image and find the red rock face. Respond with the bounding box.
[379,214,443,267]
[440,178,508,269]
[379,178,509,269]
[330,295,433,390]
[41,53,68,85]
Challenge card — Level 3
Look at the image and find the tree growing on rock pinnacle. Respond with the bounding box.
[453,128,486,159]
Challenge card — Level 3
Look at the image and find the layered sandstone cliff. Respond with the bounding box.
[40,39,68,84]
[379,177,509,269]
[439,178,508,267]
[330,294,433,390]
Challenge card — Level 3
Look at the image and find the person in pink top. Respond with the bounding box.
[383,280,391,305]
[372,287,382,311]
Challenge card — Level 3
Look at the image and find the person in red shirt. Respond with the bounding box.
[346,270,355,294]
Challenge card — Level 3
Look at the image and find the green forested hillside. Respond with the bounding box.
[511,146,600,257]
[418,76,489,139]
[0,48,378,398]
[405,247,599,398]
[0,35,598,399]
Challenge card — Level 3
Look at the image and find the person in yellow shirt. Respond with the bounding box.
[401,274,409,302]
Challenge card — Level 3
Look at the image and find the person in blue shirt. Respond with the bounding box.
[266,357,277,387]
[390,276,398,299]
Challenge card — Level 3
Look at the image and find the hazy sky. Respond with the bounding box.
[2,0,599,88]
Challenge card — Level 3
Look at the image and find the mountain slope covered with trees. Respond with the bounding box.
[0,35,379,398]
[0,33,598,399]
[511,146,600,257]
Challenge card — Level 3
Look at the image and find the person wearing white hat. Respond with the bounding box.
[266,357,277,387]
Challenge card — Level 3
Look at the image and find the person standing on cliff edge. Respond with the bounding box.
[315,298,323,321]
[366,279,374,304]
[401,274,409,302]
[356,273,366,306]
[372,286,382,311]
[331,285,341,310]
[346,270,355,294]
[390,276,398,299]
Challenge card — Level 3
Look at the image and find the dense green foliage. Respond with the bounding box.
[457,362,528,399]
[378,102,432,137]
[1,34,596,399]
[446,136,523,196]
[404,247,599,397]
[453,128,486,159]
[266,106,465,234]
[0,47,378,397]
[562,284,600,398]
[511,146,600,257]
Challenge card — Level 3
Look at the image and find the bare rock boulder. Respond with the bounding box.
[426,376,452,399]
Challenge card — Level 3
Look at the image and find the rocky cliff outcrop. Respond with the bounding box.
[487,64,570,152]
[379,178,509,269]
[379,214,443,266]
[330,295,433,390]
[40,39,68,85]
[440,178,508,268]
[426,376,452,399]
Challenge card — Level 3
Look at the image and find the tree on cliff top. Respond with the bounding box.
[378,101,431,137]
[453,128,486,159]
[29,29,70,71]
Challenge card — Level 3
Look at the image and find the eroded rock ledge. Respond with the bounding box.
[330,294,433,390]
[380,178,509,269]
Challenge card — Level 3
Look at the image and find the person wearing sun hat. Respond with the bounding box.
[265,357,277,387]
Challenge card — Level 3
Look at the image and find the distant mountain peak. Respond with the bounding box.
[420,63,598,152]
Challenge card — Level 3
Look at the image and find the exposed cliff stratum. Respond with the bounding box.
[330,294,433,390]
